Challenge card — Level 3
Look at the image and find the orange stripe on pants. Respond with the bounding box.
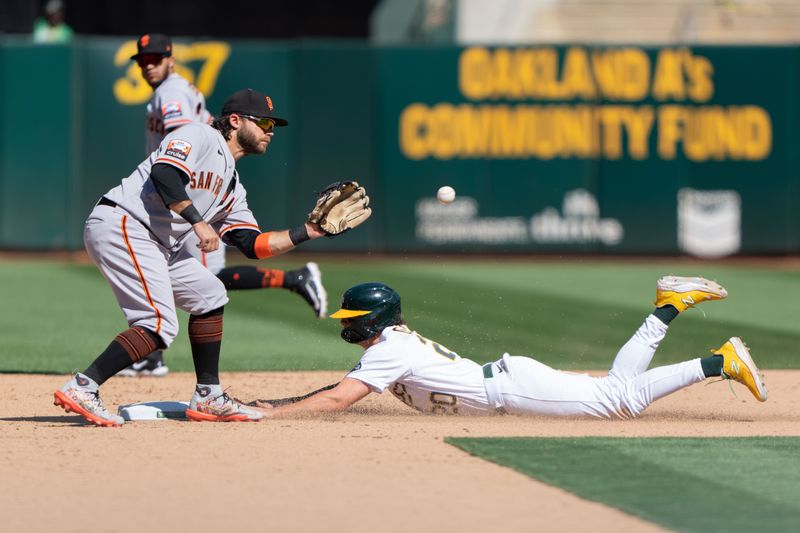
[121,215,163,334]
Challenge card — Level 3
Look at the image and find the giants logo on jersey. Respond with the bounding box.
[164,139,192,161]
[190,171,224,196]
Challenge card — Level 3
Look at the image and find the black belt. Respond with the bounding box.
[97,197,117,208]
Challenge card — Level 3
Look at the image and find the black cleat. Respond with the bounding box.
[289,262,328,319]
[117,351,169,377]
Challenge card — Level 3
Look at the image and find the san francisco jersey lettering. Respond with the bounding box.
[104,123,258,250]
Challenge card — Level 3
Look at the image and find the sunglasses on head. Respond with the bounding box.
[240,115,276,133]
[136,54,166,67]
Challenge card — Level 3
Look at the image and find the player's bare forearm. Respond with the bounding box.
[170,199,219,252]
[305,221,326,239]
[167,199,218,251]
[245,383,338,407]
[263,222,325,256]
[168,199,192,214]
[254,393,346,418]
[252,378,370,419]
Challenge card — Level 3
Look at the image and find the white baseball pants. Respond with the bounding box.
[484,315,706,418]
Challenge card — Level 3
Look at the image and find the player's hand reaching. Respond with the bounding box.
[192,221,219,252]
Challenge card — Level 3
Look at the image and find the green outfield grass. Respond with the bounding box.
[447,436,800,532]
[0,258,797,373]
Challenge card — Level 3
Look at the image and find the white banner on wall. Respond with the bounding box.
[677,188,741,258]
[415,188,623,246]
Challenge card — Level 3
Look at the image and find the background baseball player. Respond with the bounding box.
[125,33,327,377]
[53,88,371,426]
[248,276,767,418]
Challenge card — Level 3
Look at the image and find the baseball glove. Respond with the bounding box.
[307,180,372,235]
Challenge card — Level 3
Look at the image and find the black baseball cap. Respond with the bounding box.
[220,88,288,127]
[130,33,172,60]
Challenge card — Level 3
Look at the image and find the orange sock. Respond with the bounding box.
[259,268,284,288]
[217,266,284,290]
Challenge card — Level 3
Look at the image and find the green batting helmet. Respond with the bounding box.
[329,282,402,343]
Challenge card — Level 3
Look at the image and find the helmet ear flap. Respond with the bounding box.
[335,282,402,343]
[340,312,380,344]
[341,326,367,344]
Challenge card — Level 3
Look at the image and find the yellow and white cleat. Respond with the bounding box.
[655,276,728,312]
[714,337,768,402]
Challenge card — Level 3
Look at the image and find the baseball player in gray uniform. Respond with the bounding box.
[53,88,371,426]
[123,34,327,378]
[136,33,212,155]
[248,277,767,418]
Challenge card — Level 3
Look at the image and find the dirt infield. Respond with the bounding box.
[2,370,798,533]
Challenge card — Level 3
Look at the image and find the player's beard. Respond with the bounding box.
[237,127,267,155]
[143,62,171,88]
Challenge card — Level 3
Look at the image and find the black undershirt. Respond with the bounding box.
[222,229,260,259]
[150,163,190,206]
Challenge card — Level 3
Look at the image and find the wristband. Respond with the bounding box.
[254,232,273,258]
[288,224,310,246]
[179,204,203,225]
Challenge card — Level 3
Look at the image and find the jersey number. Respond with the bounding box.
[146,116,165,135]
[391,383,413,407]
[430,392,459,415]
[414,332,457,361]
[391,326,458,361]
[390,384,459,415]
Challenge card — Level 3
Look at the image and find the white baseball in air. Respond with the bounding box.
[437,185,456,204]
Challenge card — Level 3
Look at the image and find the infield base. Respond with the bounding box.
[118,401,189,421]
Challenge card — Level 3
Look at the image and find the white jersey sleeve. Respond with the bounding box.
[346,333,412,393]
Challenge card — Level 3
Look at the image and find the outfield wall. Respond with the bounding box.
[1,38,797,255]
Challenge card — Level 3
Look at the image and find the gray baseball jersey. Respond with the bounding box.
[87,123,261,345]
[143,73,227,269]
[145,73,212,154]
[106,122,259,252]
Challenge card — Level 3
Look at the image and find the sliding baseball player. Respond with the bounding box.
[248,276,767,418]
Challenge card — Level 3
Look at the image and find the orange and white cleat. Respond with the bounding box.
[655,276,728,313]
[53,373,124,427]
[714,337,768,402]
[186,385,263,422]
